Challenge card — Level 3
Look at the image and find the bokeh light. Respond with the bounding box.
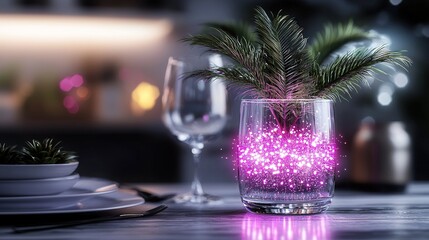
[131,81,160,114]
[392,72,409,88]
[389,0,403,6]
[377,84,394,106]
[59,74,86,114]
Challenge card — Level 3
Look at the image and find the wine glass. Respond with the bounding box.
[162,54,227,204]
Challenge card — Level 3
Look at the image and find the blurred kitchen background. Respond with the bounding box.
[0,0,427,189]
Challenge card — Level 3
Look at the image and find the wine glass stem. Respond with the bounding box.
[191,147,204,196]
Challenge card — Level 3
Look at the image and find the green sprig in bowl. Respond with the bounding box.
[0,139,79,196]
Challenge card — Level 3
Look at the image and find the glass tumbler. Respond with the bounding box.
[236,99,336,214]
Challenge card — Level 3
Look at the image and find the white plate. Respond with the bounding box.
[0,174,80,196]
[0,162,79,180]
[0,177,117,210]
[0,190,144,215]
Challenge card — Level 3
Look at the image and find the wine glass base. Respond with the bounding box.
[172,192,223,205]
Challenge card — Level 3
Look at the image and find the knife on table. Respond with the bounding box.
[13,204,167,233]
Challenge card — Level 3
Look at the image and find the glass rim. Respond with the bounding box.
[241,98,333,104]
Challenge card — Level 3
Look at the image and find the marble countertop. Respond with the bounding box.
[1,182,429,240]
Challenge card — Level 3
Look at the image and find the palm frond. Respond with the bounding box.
[312,46,412,101]
[188,67,264,93]
[308,21,370,65]
[254,7,285,78]
[204,22,257,43]
[182,6,411,104]
[183,29,265,83]
[254,7,312,99]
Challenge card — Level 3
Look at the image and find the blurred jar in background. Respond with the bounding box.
[0,66,26,123]
[351,119,412,192]
[95,62,127,123]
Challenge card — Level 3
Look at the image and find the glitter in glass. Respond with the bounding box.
[237,125,336,201]
[237,99,335,214]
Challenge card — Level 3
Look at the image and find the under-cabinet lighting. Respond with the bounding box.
[0,14,172,52]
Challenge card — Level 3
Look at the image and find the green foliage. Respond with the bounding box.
[0,144,22,164]
[204,22,258,43]
[0,139,77,164]
[308,21,369,65]
[21,139,77,164]
[183,7,411,102]
[312,46,411,101]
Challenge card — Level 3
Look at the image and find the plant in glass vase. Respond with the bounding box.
[183,7,411,214]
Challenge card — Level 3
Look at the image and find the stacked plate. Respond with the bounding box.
[0,162,80,196]
[0,163,144,215]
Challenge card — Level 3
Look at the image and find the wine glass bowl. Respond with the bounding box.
[162,54,227,204]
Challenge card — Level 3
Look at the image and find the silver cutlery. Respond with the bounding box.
[128,187,176,202]
[13,204,167,233]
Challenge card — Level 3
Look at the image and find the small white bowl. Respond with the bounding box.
[0,174,80,196]
[0,162,79,180]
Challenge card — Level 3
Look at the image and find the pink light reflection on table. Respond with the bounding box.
[241,213,331,240]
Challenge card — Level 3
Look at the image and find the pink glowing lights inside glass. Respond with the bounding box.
[237,126,336,198]
[237,99,336,214]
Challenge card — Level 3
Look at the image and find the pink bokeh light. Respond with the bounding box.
[63,95,79,114]
[59,74,84,92]
[60,74,85,114]
[237,126,337,200]
[70,74,84,87]
[59,76,73,92]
